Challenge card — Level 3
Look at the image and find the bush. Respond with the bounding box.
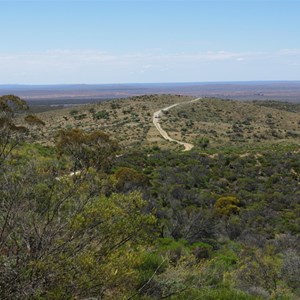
[214,196,240,216]
[93,110,109,120]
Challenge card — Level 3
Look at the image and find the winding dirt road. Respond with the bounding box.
[153,98,201,151]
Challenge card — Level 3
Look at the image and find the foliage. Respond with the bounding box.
[56,128,119,171]
[24,114,46,126]
[114,148,300,298]
[196,136,210,150]
[0,94,28,117]
[93,110,109,120]
[1,94,300,299]
[0,156,156,299]
[114,167,149,192]
[234,246,286,299]
[214,196,240,216]
[0,95,29,165]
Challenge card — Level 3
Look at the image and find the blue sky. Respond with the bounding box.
[0,0,299,84]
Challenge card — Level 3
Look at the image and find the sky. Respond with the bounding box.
[0,0,300,84]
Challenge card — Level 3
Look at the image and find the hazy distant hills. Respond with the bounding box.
[1,81,300,105]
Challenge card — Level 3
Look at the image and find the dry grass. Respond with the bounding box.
[18,94,193,149]
[16,95,300,150]
[162,97,300,147]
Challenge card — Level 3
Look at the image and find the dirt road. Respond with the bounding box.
[153,98,201,151]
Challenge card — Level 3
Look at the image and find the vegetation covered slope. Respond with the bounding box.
[162,97,300,148]
[21,94,193,150]
[18,95,300,152]
[113,146,300,299]
[1,94,300,299]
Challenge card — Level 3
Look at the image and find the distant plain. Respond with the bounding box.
[1,81,300,106]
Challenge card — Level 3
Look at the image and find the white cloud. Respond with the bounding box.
[0,49,299,83]
[279,49,300,56]
[0,49,256,65]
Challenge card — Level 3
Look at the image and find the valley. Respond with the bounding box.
[2,92,300,299]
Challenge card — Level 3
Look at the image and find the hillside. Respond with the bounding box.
[18,94,194,150]
[2,94,300,299]
[162,97,300,148]
[19,94,300,151]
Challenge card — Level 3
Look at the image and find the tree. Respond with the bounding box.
[214,196,240,216]
[235,247,282,298]
[0,106,157,298]
[0,157,156,299]
[24,114,45,127]
[196,136,209,150]
[56,129,119,172]
[0,94,28,118]
[114,167,149,192]
[0,95,28,165]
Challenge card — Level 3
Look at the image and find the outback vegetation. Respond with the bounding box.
[1,94,300,299]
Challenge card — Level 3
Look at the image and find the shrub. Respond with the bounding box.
[214,196,240,216]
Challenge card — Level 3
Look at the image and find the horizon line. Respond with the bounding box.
[1,80,300,86]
